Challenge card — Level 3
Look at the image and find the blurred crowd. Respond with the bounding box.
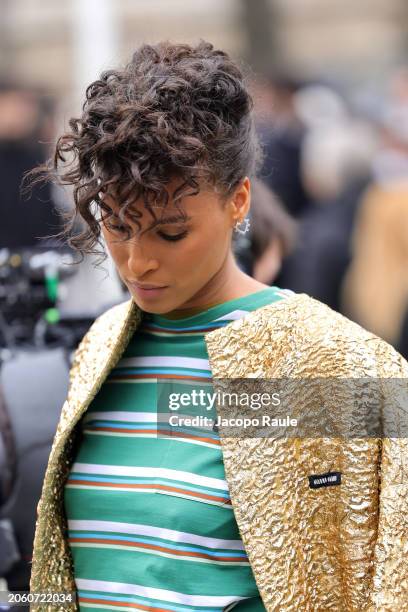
[3,68,408,359]
[1,63,408,595]
[248,66,408,359]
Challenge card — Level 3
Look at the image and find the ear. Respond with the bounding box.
[229,177,251,225]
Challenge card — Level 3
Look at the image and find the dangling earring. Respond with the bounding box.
[233,217,251,235]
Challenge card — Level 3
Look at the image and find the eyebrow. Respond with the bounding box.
[100,202,191,230]
[149,214,192,227]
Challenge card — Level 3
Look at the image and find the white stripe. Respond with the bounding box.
[276,289,295,297]
[82,432,159,439]
[213,309,249,322]
[72,463,229,491]
[144,329,206,337]
[66,485,163,494]
[68,519,245,550]
[82,411,157,424]
[117,356,210,370]
[213,291,295,323]
[76,578,248,607]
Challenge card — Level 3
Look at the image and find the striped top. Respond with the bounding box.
[64,286,292,612]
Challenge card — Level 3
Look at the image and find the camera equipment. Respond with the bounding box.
[0,244,103,593]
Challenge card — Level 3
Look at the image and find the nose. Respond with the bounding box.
[126,239,159,278]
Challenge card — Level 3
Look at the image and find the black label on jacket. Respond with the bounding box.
[308,471,341,489]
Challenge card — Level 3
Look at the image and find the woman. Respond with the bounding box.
[30,42,408,612]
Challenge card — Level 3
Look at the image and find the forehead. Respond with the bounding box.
[101,184,223,221]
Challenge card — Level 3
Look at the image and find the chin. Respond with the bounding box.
[130,296,173,315]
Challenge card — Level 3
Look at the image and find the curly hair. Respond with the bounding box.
[29,40,262,262]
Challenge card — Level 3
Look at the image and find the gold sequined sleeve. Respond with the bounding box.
[368,340,408,611]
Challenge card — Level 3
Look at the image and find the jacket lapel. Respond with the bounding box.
[203,293,315,610]
[61,299,143,436]
[31,299,144,602]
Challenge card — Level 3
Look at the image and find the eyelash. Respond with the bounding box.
[157,230,188,242]
[105,221,188,242]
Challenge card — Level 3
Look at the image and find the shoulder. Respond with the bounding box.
[73,298,134,352]
[282,293,408,376]
[219,291,375,343]
[208,291,408,378]
[92,298,136,330]
[67,298,140,388]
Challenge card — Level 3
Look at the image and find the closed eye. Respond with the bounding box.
[157,229,188,242]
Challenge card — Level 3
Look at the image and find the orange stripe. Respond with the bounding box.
[158,430,220,445]
[110,374,211,381]
[79,596,173,611]
[67,480,231,504]
[70,538,243,562]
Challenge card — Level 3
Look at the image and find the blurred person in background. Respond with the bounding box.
[279,84,378,312]
[254,73,310,219]
[341,67,408,358]
[233,178,297,284]
[0,81,63,249]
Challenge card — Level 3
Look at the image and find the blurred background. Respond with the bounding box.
[1,0,408,598]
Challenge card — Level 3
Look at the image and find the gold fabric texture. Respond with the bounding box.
[30,293,408,611]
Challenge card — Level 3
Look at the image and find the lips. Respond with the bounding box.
[127,281,169,299]
[130,283,168,290]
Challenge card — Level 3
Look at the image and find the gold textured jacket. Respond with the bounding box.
[30,293,408,612]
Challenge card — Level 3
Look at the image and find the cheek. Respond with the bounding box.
[169,222,229,269]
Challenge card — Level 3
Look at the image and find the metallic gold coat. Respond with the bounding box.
[30,293,408,611]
